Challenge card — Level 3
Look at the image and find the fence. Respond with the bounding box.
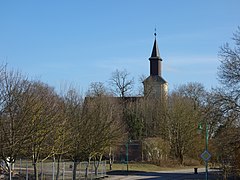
[8,159,107,180]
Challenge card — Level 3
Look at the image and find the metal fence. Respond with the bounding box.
[8,159,107,180]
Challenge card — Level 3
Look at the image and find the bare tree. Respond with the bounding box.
[167,91,202,165]
[218,27,240,87]
[44,97,69,180]
[23,81,61,180]
[62,88,85,180]
[211,27,240,178]
[140,97,167,138]
[109,69,134,97]
[64,86,124,179]
[138,74,147,96]
[217,27,240,119]
[124,100,144,140]
[82,95,124,177]
[176,82,207,109]
[86,82,109,97]
[0,68,32,172]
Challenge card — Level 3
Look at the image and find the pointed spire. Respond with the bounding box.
[150,31,161,60]
[150,38,161,58]
[149,30,163,76]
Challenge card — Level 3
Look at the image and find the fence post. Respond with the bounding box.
[72,162,74,180]
[26,161,28,180]
[91,162,94,180]
[41,161,43,180]
[101,161,103,178]
[52,157,55,180]
[62,162,65,180]
[20,159,22,174]
[104,160,107,176]
[9,162,12,180]
[79,162,81,179]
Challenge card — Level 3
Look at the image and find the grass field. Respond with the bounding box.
[107,162,202,172]
[13,159,202,172]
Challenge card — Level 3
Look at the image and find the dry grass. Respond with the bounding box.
[107,162,202,172]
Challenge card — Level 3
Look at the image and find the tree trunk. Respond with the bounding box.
[94,155,102,176]
[109,147,113,170]
[33,161,38,180]
[109,157,112,171]
[32,145,39,180]
[94,159,98,176]
[84,157,91,179]
[72,160,78,180]
[179,153,184,165]
[55,155,61,180]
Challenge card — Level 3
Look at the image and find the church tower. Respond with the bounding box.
[143,33,168,99]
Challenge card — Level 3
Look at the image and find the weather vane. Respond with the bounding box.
[154,27,157,37]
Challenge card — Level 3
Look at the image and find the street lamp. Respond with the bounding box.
[198,121,210,180]
[126,139,132,174]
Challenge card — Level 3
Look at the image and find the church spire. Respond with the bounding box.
[150,38,161,59]
[143,32,168,98]
[149,32,162,76]
[150,30,161,58]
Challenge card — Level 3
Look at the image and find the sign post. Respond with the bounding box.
[199,122,211,180]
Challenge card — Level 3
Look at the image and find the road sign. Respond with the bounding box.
[201,150,211,162]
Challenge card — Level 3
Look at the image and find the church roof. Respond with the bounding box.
[149,32,162,61]
[143,75,167,84]
[151,38,160,57]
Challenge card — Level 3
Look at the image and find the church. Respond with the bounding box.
[143,33,168,99]
[114,34,169,162]
[85,33,169,162]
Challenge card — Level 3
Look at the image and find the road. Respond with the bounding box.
[106,168,221,180]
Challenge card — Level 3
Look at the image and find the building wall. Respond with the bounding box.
[144,78,168,99]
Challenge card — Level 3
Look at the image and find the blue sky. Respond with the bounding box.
[0,1,239,94]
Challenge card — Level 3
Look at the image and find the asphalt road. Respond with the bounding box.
[106,168,221,180]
